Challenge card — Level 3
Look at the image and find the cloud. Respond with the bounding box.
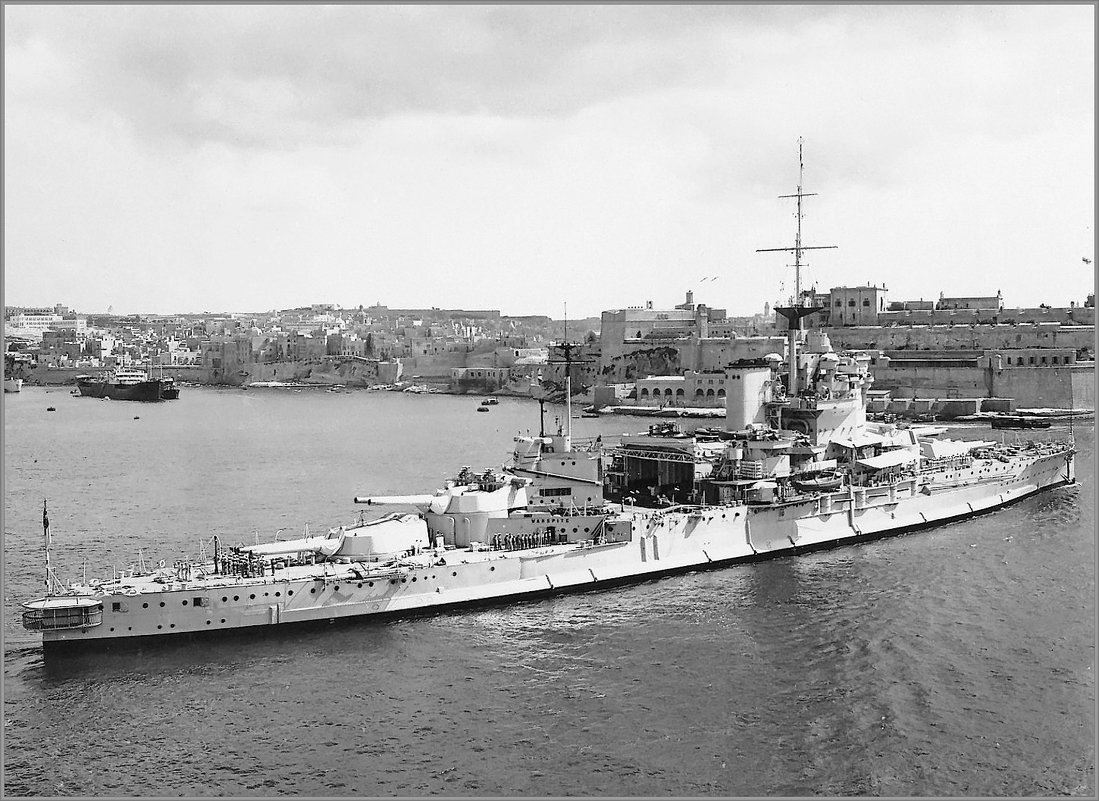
[25,5,1068,151]
[6,5,732,149]
[3,4,1093,316]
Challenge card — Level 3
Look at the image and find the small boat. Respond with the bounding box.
[476,406,490,413]
[46,406,56,412]
[4,377,23,393]
[791,473,843,493]
[991,415,1052,430]
[480,397,499,406]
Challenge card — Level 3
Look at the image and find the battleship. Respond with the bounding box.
[21,147,1076,651]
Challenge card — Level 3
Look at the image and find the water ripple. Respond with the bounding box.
[3,391,1093,796]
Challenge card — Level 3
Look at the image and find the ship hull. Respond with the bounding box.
[76,379,165,402]
[35,447,1074,651]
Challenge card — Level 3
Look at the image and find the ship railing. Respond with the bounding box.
[922,455,974,472]
[489,530,569,551]
[848,470,918,488]
[570,436,604,453]
[663,503,721,515]
[718,461,764,480]
[21,601,103,631]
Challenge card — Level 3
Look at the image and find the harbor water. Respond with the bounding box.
[3,387,1094,796]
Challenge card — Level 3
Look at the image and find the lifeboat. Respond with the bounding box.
[791,473,843,493]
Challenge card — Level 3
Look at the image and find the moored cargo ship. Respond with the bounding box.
[75,367,178,401]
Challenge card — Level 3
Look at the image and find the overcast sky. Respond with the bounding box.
[4,4,1094,318]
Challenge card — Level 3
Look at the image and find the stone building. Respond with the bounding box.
[599,292,726,365]
[636,370,731,407]
[824,285,889,327]
[936,291,1003,311]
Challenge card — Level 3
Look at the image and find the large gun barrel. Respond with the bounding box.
[354,494,437,507]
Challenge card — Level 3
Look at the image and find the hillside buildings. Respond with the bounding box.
[596,286,1094,411]
[3,302,580,392]
[5,281,1093,411]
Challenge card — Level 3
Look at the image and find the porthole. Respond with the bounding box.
[390,579,397,585]
[222,596,228,603]
[159,601,165,607]
[249,594,256,600]
[333,586,339,592]
[275,592,281,597]
[288,590,293,596]
[128,627,132,631]
[412,577,417,582]
[490,566,495,571]
[181,599,188,606]
[233,595,239,601]
[311,588,317,594]
[401,578,407,584]
[368,581,374,587]
[206,620,211,625]
[157,625,163,630]
[169,623,175,629]
[143,603,149,609]
[264,592,269,597]
[452,571,457,577]
[109,627,114,632]
[357,583,363,589]
[221,618,226,624]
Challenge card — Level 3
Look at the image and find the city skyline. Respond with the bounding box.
[5,5,1094,318]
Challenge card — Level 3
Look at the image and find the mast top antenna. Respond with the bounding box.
[756,138,837,305]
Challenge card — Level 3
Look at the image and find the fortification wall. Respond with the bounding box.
[873,362,1094,408]
[17,360,405,388]
[871,365,990,401]
[248,358,402,386]
[597,336,785,384]
[397,352,468,380]
[826,324,1094,354]
[16,365,209,386]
